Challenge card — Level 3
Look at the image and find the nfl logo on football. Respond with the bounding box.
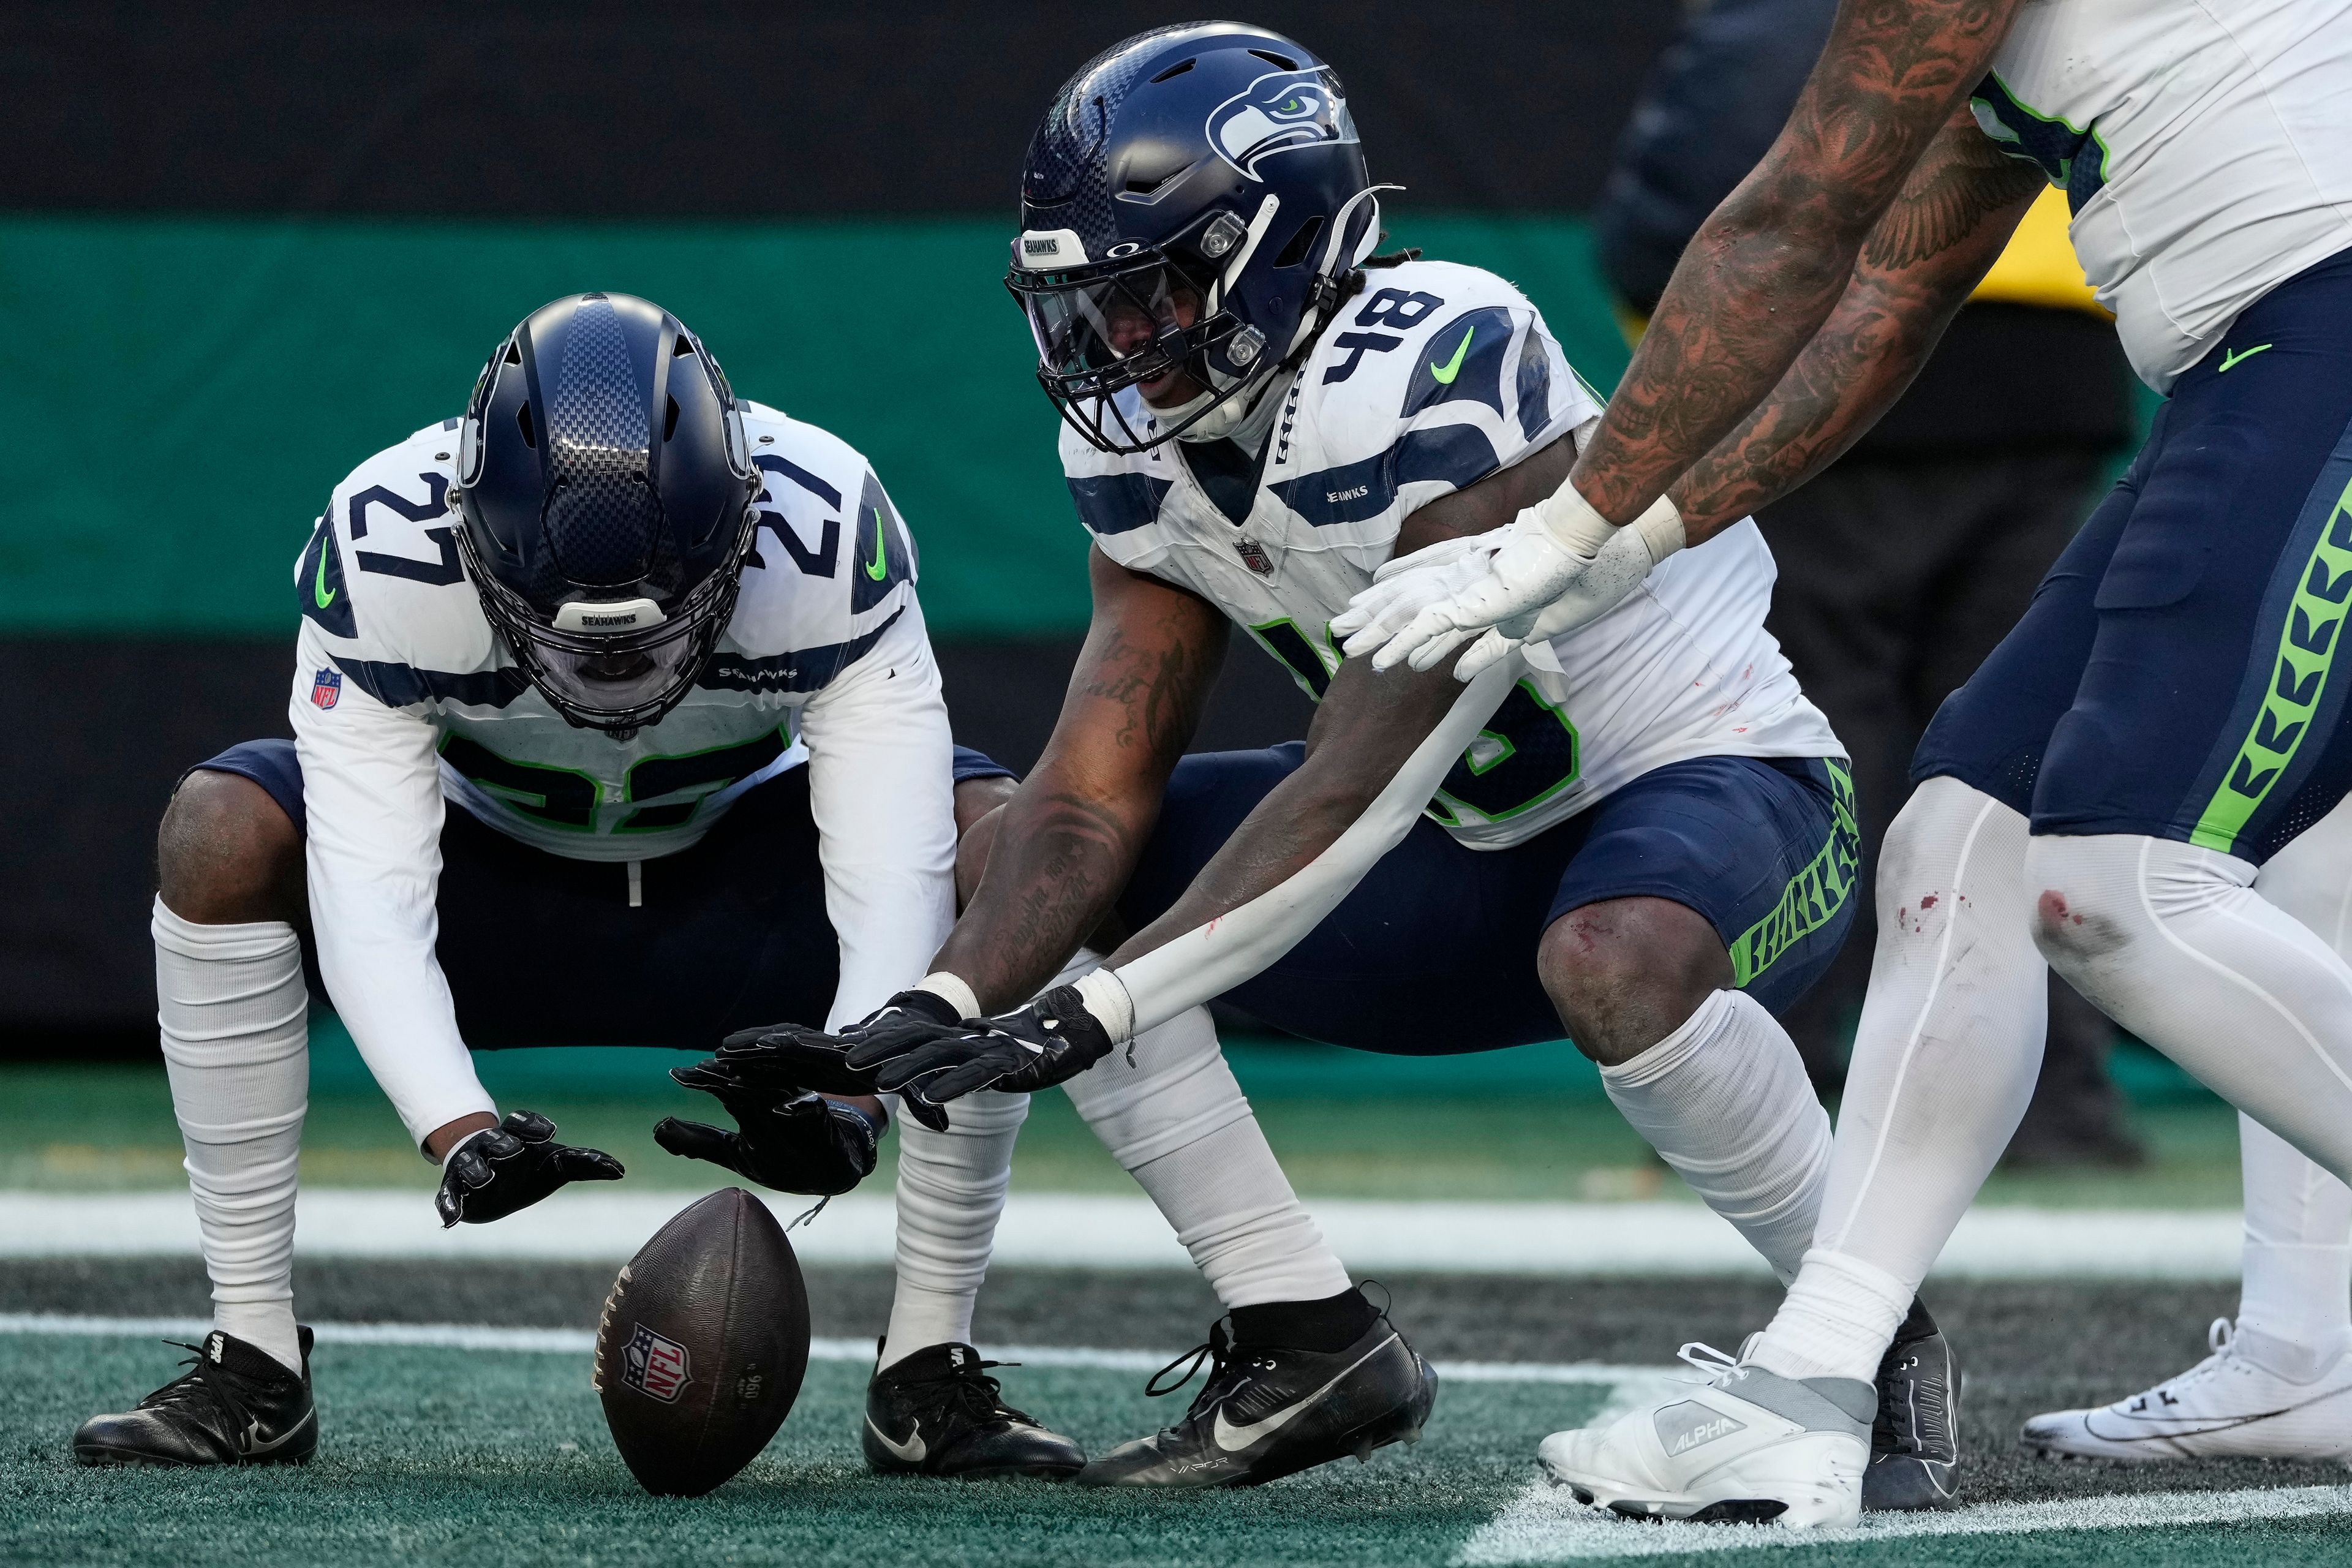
[621,1322,692,1404]
[309,668,341,709]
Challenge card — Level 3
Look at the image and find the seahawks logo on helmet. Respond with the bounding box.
[1205,69,1359,181]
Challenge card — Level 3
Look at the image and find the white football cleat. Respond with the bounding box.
[1537,1344,1871,1529]
[2022,1318,2352,1463]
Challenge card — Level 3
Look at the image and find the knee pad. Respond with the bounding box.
[1061,1005,1253,1171]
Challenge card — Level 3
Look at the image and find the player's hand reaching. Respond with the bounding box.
[707,989,970,1099]
[654,1059,883,1196]
[1337,484,1682,679]
[861,985,1119,1129]
[434,1110,624,1227]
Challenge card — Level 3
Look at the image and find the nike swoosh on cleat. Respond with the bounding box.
[2079,1406,2297,1442]
[1428,328,1474,385]
[1212,1332,1400,1453]
[2218,343,2272,373]
[863,511,889,580]
[241,1407,314,1458]
[866,1415,926,1463]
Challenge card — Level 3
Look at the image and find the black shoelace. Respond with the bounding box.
[138,1341,265,1439]
[1872,1349,1951,1457]
[898,1358,1039,1430]
[1144,1324,1265,1423]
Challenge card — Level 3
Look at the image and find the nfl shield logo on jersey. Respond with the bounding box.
[309,668,341,709]
[620,1322,692,1403]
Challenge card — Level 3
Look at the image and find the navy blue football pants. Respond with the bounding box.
[1115,745,1858,1055]
[1918,247,2352,864]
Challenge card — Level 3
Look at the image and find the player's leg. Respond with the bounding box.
[2020,797,2352,1461]
[1532,754,1858,1286]
[2024,259,2352,1201]
[1539,415,2151,1525]
[998,746,1435,1488]
[75,742,317,1466]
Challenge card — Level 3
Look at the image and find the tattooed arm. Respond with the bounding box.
[929,546,1228,1011]
[1665,109,2045,541]
[1571,0,2024,521]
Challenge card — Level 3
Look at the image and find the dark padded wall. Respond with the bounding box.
[3,2,1676,214]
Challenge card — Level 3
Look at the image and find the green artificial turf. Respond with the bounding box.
[9,1316,2352,1568]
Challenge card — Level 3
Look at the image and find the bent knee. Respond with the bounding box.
[1539,897,1731,1066]
[2022,837,2149,976]
[157,769,306,925]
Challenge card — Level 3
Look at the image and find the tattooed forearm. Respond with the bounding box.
[1572,0,2022,519]
[1668,112,2046,540]
[929,550,1227,1011]
[935,791,1139,1008]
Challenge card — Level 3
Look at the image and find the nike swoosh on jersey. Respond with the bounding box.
[2218,343,2273,372]
[866,1414,926,1462]
[1211,1332,1399,1453]
[1428,327,1475,385]
[314,548,336,608]
[864,511,889,579]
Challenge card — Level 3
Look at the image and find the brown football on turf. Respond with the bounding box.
[594,1187,811,1496]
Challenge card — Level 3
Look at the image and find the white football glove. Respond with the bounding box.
[1341,480,1686,680]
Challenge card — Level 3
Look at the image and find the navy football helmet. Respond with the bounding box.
[1009,23,1385,453]
[450,293,760,735]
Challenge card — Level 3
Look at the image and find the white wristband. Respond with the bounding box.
[1531,477,1621,559]
[914,971,981,1022]
[1533,478,1685,568]
[1071,967,1137,1047]
[1629,493,1686,567]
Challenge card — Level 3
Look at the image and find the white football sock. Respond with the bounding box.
[882,946,1097,1366]
[1753,778,2048,1382]
[2235,1113,2352,1375]
[153,897,309,1374]
[1599,988,1828,1284]
[1748,1246,1915,1384]
[1063,1002,1351,1308]
[880,1088,1028,1369]
[2029,832,2352,1196]
[2237,805,2352,1369]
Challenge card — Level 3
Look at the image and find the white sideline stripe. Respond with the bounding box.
[0,1189,2253,1277]
[0,1313,1668,1386]
[1454,1480,2352,1561]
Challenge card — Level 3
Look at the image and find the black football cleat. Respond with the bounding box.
[862,1340,1086,1480]
[1079,1315,1438,1488]
[74,1327,317,1467]
[1862,1298,1961,1510]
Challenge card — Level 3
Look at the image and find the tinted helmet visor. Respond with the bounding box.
[1009,252,1253,453]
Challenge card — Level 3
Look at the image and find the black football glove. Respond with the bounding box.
[434,1110,624,1227]
[710,989,972,1102]
[870,984,1118,1128]
[652,1058,882,1196]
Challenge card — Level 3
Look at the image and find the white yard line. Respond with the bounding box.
[0,1312,1667,1385]
[1455,1479,2352,1562]
[0,1189,2251,1277]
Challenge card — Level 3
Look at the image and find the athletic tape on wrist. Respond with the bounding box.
[1071,967,1137,1046]
[1533,480,1684,567]
[916,972,982,1022]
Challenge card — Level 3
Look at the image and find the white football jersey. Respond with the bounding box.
[1975,0,2352,391]
[1061,259,1840,850]
[287,401,957,1144]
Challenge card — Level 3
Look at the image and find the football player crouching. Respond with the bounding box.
[69,293,1053,1469]
[715,23,1953,1505]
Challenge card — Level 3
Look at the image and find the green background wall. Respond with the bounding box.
[0,213,1630,641]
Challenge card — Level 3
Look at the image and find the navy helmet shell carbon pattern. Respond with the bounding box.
[1010,23,1382,453]
[451,293,760,734]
